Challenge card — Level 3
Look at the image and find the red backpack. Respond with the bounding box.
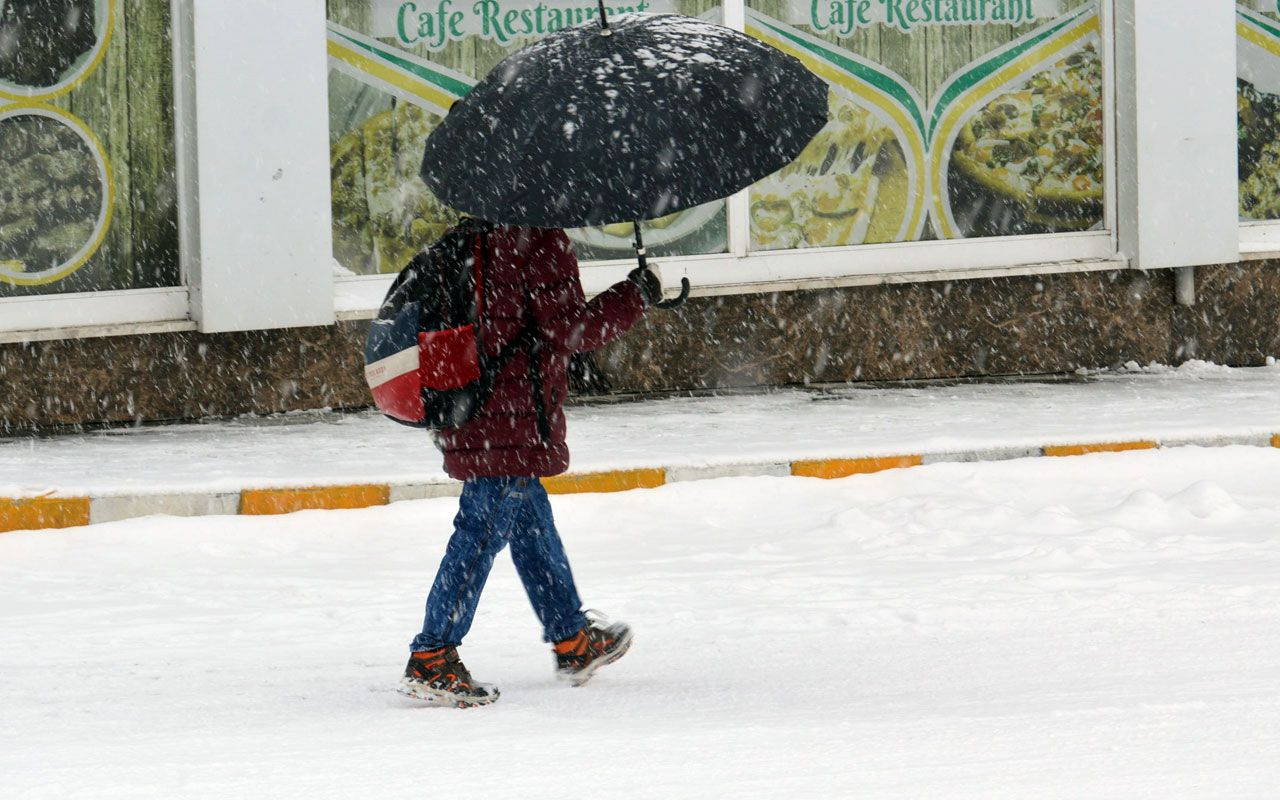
[363,219,545,435]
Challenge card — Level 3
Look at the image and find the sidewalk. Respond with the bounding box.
[3,360,1279,531]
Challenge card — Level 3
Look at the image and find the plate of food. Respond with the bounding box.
[0,107,110,287]
[749,90,913,251]
[947,43,1104,237]
[565,200,725,253]
[0,0,112,98]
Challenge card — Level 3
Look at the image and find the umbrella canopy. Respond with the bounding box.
[419,12,828,229]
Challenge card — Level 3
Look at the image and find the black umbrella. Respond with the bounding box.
[420,6,828,307]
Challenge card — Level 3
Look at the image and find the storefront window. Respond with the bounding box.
[326,0,728,278]
[0,0,179,298]
[744,0,1105,250]
[1238,2,1280,224]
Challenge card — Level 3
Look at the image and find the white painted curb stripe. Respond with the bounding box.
[5,432,1277,532]
[665,463,792,482]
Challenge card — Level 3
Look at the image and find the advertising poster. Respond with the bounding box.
[744,0,1103,248]
[327,0,1106,270]
[0,0,113,291]
[0,0,177,298]
[1238,2,1280,222]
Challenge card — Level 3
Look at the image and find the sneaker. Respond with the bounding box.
[553,613,634,687]
[398,646,499,708]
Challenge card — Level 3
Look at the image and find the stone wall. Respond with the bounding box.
[2,263,1277,433]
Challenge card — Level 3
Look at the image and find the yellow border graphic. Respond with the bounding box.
[1239,23,1280,59]
[0,103,115,286]
[1240,15,1280,60]
[0,0,116,102]
[929,12,1100,239]
[326,23,470,118]
[327,43,459,116]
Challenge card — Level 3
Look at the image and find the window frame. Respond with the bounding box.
[1235,3,1280,260]
[0,0,187,337]
[11,0,1252,339]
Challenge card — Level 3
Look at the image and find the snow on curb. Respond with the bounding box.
[3,432,1279,534]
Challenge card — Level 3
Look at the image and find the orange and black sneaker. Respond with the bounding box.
[398,646,498,708]
[553,613,634,687]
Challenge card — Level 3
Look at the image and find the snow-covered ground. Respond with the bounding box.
[3,360,1279,497]
[3,446,1279,798]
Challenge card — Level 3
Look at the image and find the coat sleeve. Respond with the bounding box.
[527,228,647,354]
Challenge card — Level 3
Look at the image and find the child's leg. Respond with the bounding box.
[508,479,588,643]
[410,477,522,652]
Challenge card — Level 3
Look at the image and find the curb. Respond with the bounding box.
[3,433,1279,534]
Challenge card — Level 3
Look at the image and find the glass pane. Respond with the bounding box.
[326,0,728,277]
[744,0,1106,251]
[0,0,180,297]
[1238,2,1280,223]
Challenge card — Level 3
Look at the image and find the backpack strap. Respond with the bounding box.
[521,278,552,445]
[471,230,487,360]
[465,224,552,446]
[524,332,552,445]
[472,231,487,319]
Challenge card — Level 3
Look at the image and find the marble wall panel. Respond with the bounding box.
[1,264,1276,432]
[0,323,369,433]
[1170,261,1280,363]
[594,268,1175,392]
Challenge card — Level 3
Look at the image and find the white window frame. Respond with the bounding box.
[0,288,193,343]
[2,0,1247,339]
[1239,223,1280,260]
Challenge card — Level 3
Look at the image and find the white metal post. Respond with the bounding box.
[173,0,335,334]
[1112,0,1237,271]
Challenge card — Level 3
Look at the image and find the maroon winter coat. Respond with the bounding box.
[439,225,646,480]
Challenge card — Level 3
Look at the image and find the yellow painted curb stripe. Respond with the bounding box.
[1272,434,1280,449]
[791,456,923,479]
[1042,441,1158,457]
[0,496,91,533]
[541,469,667,495]
[240,485,391,516]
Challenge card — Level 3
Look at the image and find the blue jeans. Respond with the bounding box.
[410,476,587,652]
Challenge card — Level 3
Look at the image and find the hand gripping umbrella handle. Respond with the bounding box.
[633,221,690,311]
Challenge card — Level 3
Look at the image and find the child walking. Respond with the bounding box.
[399,222,663,707]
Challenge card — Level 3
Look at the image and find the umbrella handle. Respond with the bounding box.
[654,278,691,310]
